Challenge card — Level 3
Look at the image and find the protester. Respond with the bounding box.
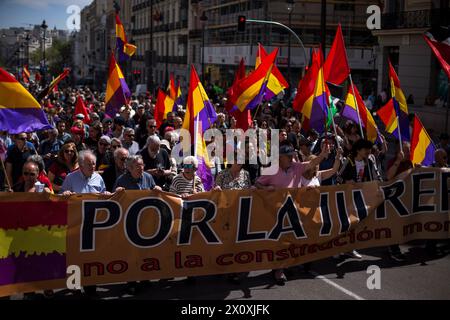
[13,160,51,193]
[5,133,36,186]
[170,156,204,197]
[102,147,129,192]
[48,143,79,193]
[122,128,139,155]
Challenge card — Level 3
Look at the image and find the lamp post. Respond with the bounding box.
[286,0,295,99]
[320,0,326,56]
[25,33,30,67]
[200,11,208,84]
[41,20,48,86]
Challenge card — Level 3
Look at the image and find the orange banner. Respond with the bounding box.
[0,167,449,297]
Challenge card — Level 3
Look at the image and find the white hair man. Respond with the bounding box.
[60,150,108,196]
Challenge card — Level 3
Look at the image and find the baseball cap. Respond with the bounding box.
[75,113,85,120]
[114,116,126,126]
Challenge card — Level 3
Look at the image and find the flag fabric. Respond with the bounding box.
[230,48,278,112]
[116,14,137,63]
[342,86,380,143]
[154,89,175,129]
[293,49,329,134]
[182,65,218,139]
[105,54,131,118]
[0,67,52,134]
[74,96,91,124]
[323,24,351,85]
[377,61,410,142]
[167,73,182,112]
[194,119,214,191]
[424,28,450,79]
[410,115,435,166]
[255,44,289,100]
[326,96,338,129]
[36,68,70,101]
[22,65,30,84]
[226,58,252,130]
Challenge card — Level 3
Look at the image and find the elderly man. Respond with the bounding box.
[139,135,173,189]
[114,155,161,191]
[122,128,139,155]
[60,150,108,196]
[59,150,109,298]
[13,160,51,193]
[101,147,129,192]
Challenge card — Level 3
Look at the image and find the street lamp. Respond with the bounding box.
[286,0,295,99]
[41,20,48,86]
[200,11,208,84]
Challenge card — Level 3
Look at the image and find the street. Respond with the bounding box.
[25,241,449,300]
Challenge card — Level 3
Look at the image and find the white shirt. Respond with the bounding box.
[300,172,322,187]
[355,160,365,182]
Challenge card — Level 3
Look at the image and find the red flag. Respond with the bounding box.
[424,33,450,79]
[226,58,252,130]
[293,48,321,113]
[74,96,91,124]
[35,72,41,83]
[323,24,350,85]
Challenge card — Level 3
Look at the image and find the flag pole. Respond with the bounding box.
[193,116,199,193]
[0,157,12,191]
[320,67,340,150]
[349,74,365,139]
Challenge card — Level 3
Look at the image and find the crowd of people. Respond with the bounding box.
[1,83,449,297]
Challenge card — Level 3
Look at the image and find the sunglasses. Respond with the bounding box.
[112,145,120,149]
[18,137,27,141]
[126,134,135,137]
[183,164,195,169]
[64,149,75,154]
[99,142,110,147]
[149,125,157,128]
[23,172,37,177]
[119,157,127,161]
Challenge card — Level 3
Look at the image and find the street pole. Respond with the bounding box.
[41,20,48,87]
[165,25,169,87]
[200,11,208,84]
[321,0,326,56]
[245,19,308,72]
[287,10,292,99]
[149,0,154,95]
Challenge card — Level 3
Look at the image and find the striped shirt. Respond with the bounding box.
[170,173,204,195]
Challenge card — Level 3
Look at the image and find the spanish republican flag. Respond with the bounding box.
[116,14,137,63]
[36,68,70,101]
[255,44,289,100]
[293,48,329,134]
[0,67,52,134]
[182,65,217,139]
[410,115,435,166]
[105,54,131,117]
[342,85,380,143]
[230,48,278,112]
[154,89,175,129]
[22,65,30,84]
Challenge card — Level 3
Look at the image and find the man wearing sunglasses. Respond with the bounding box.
[121,128,139,156]
[13,160,51,193]
[5,133,37,187]
[101,147,129,192]
[94,135,113,171]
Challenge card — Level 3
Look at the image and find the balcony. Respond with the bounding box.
[381,9,450,30]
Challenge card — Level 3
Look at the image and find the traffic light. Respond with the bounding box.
[237,15,246,32]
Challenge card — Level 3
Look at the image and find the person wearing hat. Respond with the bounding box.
[121,128,139,156]
[255,141,331,285]
[70,126,87,152]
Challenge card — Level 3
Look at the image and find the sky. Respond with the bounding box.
[0,0,93,30]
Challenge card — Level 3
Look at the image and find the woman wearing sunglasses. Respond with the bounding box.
[169,156,204,198]
[48,143,79,193]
